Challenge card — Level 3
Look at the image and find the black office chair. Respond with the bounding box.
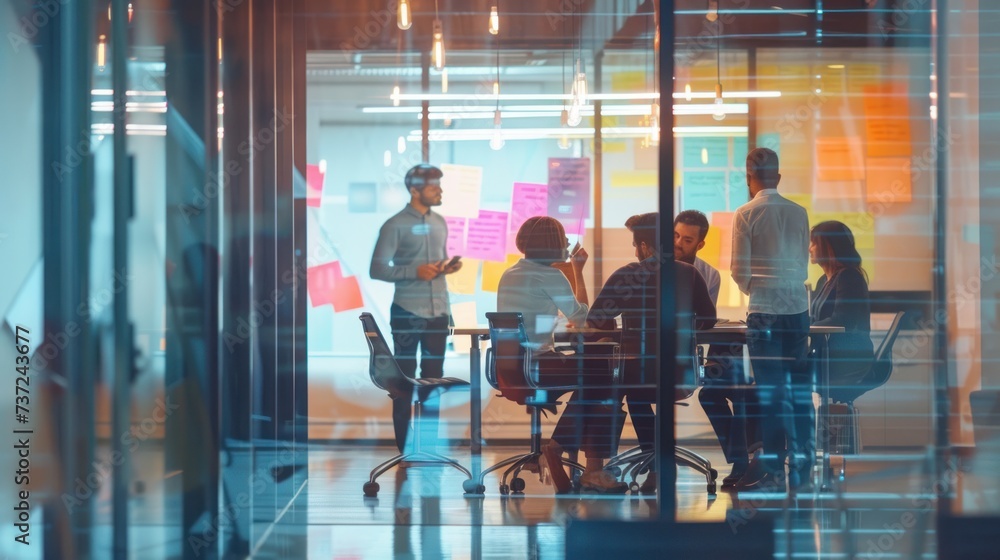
[473,312,586,495]
[603,312,718,495]
[358,313,471,497]
[822,311,905,455]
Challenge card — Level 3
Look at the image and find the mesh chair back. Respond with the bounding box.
[620,311,699,402]
[359,313,413,401]
[865,311,905,392]
[484,312,534,405]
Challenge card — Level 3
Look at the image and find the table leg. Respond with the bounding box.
[818,334,833,491]
[464,334,484,495]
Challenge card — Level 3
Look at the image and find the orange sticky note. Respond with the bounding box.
[815,137,864,182]
[711,212,735,272]
[866,157,912,204]
[331,274,364,312]
[863,83,912,157]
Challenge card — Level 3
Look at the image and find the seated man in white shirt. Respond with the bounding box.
[674,210,759,489]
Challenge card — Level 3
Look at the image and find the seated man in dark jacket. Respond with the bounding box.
[586,212,716,492]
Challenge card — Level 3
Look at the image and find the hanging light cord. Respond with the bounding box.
[495,0,501,112]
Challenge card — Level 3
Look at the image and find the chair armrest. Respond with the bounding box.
[485,347,498,389]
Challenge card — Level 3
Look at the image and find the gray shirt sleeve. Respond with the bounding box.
[370,222,416,282]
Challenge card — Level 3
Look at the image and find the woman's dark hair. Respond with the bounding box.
[811,220,867,281]
[515,216,567,263]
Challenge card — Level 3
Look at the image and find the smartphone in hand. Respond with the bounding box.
[446,255,462,268]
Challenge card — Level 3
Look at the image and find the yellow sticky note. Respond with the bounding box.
[446,258,480,295]
[812,212,875,249]
[866,157,912,204]
[700,226,722,270]
[481,254,520,293]
[611,170,658,188]
[814,63,846,96]
[603,141,628,153]
[611,71,646,93]
[784,193,813,215]
[757,64,811,94]
[847,63,882,94]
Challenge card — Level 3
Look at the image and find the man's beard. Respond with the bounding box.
[676,251,696,264]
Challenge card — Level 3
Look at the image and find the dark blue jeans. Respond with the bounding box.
[389,304,450,453]
[746,311,812,473]
[699,341,759,465]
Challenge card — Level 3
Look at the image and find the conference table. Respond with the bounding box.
[453,322,845,495]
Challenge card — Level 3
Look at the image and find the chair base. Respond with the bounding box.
[363,450,472,498]
[363,403,471,498]
[606,445,718,495]
[476,449,585,495]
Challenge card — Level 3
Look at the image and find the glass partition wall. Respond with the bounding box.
[4,0,999,558]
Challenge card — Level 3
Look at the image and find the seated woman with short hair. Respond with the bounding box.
[809,221,875,401]
[497,216,625,493]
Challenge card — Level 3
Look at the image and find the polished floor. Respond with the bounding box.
[68,440,1000,559]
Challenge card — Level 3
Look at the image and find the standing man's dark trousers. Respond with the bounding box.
[746,311,812,484]
[699,342,758,466]
[389,303,450,453]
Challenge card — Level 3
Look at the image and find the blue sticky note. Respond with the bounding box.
[729,171,749,209]
[681,171,728,217]
[733,137,748,166]
[682,137,729,169]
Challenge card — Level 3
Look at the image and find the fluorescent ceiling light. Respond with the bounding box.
[364,103,746,118]
[387,91,778,102]
[407,125,747,142]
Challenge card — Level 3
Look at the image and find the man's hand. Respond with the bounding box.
[416,262,444,281]
[442,260,463,275]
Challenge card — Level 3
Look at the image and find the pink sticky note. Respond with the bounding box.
[307,261,341,307]
[445,217,467,257]
[331,274,364,312]
[465,210,509,262]
[306,164,325,207]
[509,182,548,234]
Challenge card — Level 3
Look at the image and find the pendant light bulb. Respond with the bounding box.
[489,5,500,35]
[431,19,446,71]
[128,2,133,22]
[648,101,660,146]
[567,59,587,127]
[441,69,448,93]
[713,83,726,121]
[684,83,692,102]
[706,0,719,23]
[391,85,401,107]
[397,0,413,30]
[490,109,505,150]
[97,34,107,72]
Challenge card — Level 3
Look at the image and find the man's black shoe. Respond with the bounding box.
[733,456,767,489]
[721,462,749,490]
[737,471,787,494]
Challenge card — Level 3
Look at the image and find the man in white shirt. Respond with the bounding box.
[674,210,721,305]
[731,147,812,493]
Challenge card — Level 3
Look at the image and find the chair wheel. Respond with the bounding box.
[463,479,484,495]
[608,466,622,478]
[499,484,510,495]
[510,477,526,493]
[629,482,640,493]
[363,482,379,497]
[709,468,719,480]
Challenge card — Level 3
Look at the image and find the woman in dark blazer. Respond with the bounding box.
[809,221,875,399]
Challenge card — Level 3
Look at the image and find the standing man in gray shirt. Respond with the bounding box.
[370,163,462,452]
[731,147,812,493]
